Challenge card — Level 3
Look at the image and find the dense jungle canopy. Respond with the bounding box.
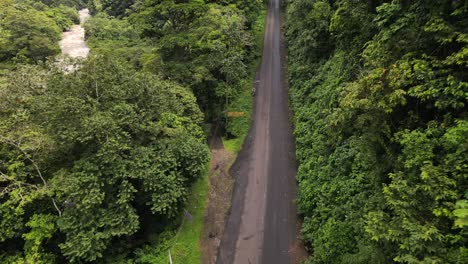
[286,0,467,263]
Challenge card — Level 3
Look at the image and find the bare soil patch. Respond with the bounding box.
[200,133,236,264]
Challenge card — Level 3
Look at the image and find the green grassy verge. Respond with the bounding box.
[223,9,266,154]
[223,80,254,153]
[168,166,209,263]
[133,163,210,264]
[253,9,267,54]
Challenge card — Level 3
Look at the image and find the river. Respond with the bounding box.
[59,9,90,58]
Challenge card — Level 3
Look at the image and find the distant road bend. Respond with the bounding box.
[217,0,304,263]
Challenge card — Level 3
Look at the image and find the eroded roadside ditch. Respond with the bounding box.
[201,133,236,264]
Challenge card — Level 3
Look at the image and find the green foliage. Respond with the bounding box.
[287,0,468,263]
[83,13,151,69]
[41,0,88,9]
[85,0,263,122]
[127,0,261,120]
[86,0,262,124]
[0,0,80,64]
[223,80,253,153]
[0,56,209,262]
[0,0,263,262]
[223,8,265,154]
[85,13,137,40]
[205,0,265,27]
[23,214,57,263]
[46,5,80,30]
[0,1,61,63]
[134,163,209,264]
[88,0,133,17]
[454,200,468,228]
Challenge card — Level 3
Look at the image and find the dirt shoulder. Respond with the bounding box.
[200,133,236,264]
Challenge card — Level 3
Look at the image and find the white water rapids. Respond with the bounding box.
[59,9,90,58]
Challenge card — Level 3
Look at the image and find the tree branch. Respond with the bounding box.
[0,137,62,216]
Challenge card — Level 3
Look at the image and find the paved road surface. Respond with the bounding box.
[217,0,303,263]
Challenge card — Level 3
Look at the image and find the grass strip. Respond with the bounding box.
[223,9,267,154]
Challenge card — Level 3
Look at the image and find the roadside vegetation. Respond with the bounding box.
[223,9,267,154]
[133,164,210,264]
[0,0,264,263]
[286,0,467,263]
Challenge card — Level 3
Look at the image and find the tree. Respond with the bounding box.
[286,0,468,263]
[0,56,209,262]
[0,0,79,63]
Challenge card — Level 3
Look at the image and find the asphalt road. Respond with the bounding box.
[217,0,303,263]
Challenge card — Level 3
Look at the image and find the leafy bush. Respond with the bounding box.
[0,0,81,63]
[46,5,80,30]
[0,1,62,63]
[0,56,210,262]
[287,0,468,263]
